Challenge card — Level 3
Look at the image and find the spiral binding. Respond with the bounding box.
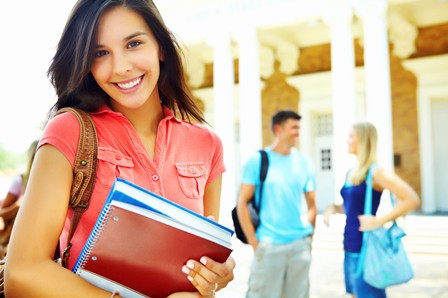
[72,204,115,273]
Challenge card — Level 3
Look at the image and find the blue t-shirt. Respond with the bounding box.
[341,180,382,253]
[240,147,316,244]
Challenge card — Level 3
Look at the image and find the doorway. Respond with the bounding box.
[311,113,334,212]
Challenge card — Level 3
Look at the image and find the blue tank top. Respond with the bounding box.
[340,181,382,253]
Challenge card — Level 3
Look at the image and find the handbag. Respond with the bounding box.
[356,165,414,289]
[0,107,98,296]
[231,149,269,244]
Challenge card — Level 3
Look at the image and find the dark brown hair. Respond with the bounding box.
[47,0,204,122]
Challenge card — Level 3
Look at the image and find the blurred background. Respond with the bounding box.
[0,0,447,297]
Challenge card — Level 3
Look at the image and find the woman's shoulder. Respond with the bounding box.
[371,165,390,178]
[371,164,396,190]
[40,111,82,167]
[177,120,223,144]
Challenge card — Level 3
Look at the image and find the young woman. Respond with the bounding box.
[5,1,235,297]
[324,121,420,298]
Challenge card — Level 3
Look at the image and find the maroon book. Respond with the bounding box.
[73,179,233,298]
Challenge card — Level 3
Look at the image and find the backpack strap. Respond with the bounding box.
[254,149,269,213]
[54,107,98,268]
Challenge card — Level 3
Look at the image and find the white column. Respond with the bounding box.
[403,55,448,213]
[355,0,394,169]
[323,0,357,203]
[237,22,263,166]
[211,26,236,226]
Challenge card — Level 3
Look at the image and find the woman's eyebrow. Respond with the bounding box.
[95,32,149,48]
[123,31,148,42]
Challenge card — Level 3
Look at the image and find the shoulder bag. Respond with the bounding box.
[356,165,414,289]
[231,149,269,244]
[0,107,98,295]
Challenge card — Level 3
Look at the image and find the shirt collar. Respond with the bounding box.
[93,104,181,123]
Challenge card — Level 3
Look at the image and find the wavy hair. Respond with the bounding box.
[47,0,204,123]
[350,121,378,185]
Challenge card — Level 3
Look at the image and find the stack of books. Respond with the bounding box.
[72,178,234,298]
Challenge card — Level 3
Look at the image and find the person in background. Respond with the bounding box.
[237,110,317,298]
[324,121,420,298]
[5,1,234,297]
[0,140,38,258]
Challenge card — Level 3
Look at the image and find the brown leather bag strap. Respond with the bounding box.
[54,107,98,268]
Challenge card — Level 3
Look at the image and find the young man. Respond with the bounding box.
[237,110,317,298]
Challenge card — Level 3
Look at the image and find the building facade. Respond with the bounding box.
[155,0,448,220]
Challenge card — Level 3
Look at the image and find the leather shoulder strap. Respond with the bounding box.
[54,107,98,268]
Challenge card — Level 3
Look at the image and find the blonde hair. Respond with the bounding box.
[21,140,39,190]
[350,122,378,185]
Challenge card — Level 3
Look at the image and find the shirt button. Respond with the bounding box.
[115,155,122,160]
[190,169,197,174]
[152,175,159,181]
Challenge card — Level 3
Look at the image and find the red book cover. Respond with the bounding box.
[76,205,232,298]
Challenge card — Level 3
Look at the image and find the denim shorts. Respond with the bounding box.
[344,251,387,298]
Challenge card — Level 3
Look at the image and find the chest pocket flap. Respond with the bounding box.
[97,147,134,187]
[175,163,207,199]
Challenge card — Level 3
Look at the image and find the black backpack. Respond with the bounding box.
[231,150,269,244]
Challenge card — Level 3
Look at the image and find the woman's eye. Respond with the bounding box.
[95,50,108,58]
[128,40,141,48]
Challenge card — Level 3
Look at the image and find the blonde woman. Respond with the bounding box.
[324,122,420,298]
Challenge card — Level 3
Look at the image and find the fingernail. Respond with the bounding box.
[187,275,194,282]
[181,266,190,274]
[200,257,207,265]
[187,261,194,269]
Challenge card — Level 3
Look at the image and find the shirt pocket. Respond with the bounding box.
[175,162,208,199]
[96,147,135,188]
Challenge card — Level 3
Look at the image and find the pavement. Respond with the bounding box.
[217,214,448,298]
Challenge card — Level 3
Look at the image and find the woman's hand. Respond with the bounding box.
[180,255,235,297]
[323,204,343,227]
[323,205,335,227]
[358,215,384,231]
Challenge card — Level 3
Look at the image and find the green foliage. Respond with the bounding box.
[0,144,24,171]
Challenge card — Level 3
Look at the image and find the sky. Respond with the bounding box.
[0,1,79,154]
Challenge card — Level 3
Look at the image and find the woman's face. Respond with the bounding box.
[347,127,359,154]
[90,7,162,111]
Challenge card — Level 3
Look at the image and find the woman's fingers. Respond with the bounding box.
[182,259,218,296]
[181,256,235,295]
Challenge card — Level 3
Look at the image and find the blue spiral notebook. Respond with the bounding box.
[72,178,233,298]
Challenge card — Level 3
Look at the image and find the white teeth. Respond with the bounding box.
[117,77,141,89]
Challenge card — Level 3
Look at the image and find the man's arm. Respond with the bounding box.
[304,191,317,229]
[236,184,258,251]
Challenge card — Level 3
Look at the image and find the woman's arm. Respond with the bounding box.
[1,192,20,209]
[323,204,344,226]
[358,167,420,231]
[0,194,22,223]
[202,175,222,221]
[5,145,113,298]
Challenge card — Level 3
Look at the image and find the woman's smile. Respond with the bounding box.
[115,75,143,92]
